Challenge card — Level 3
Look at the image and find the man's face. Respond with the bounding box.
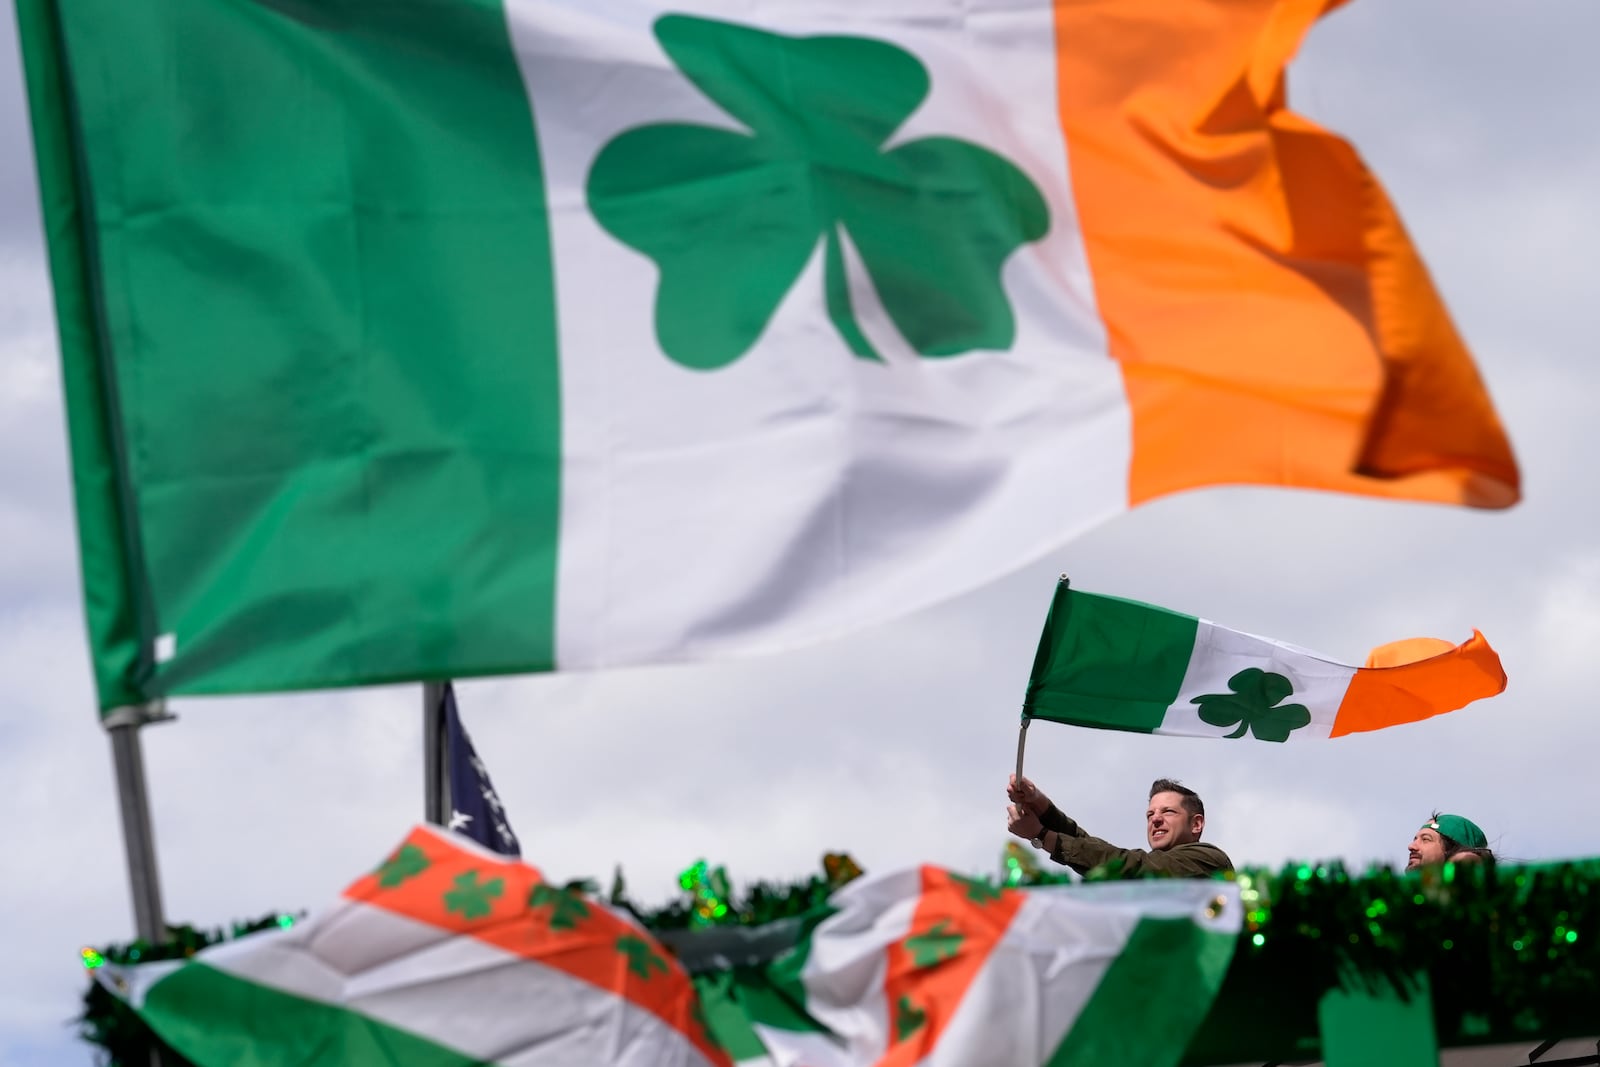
[1146,791,1202,851]
[1407,828,1447,870]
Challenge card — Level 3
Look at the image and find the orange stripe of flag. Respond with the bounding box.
[1052,0,1518,509]
[874,868,1027,1067]
[344,827,729,1065]
[1331,630,1506,737]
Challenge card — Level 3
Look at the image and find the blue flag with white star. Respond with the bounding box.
[442,683,521,857]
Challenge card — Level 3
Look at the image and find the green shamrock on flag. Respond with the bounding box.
[373,844,430,889]
[588,15,1050,369]
[1191,668,1312,742]
[895,994,928,1042]
[617,934,670,981]
[905,920,963,968]
[528,883,592,931]
[443,871,504,921]
[950,873,1003,907]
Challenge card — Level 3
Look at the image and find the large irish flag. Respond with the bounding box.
[98,824,1241,1067]
[16,0,1520,711]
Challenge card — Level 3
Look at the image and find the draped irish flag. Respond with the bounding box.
[1024,581,1508,741]
[699,867,1240,1067]
[16,0,1519,711]
[98,825,1240,1067]
[101,826,726,1067]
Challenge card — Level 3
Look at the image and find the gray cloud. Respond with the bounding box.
[0,43,39,241]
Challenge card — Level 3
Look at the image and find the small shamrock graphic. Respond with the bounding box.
[1190,668,1312,742]
[905,920,963,968]
[373,844,430,889]
[950,873,1003,907]
[443,871,504,921]
[895,995,927,1042]
[617,934,670,981]
[588,15,1050,370]
[528,882,592,932]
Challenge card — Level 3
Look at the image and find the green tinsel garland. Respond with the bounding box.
[1181,859,1600,1063]
[79,857,1600,1066]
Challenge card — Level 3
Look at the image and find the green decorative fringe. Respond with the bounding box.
[1182,858,1600,1063]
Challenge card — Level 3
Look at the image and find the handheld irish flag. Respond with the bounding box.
[1023,580,1507,741]
[95,824,1240,1067]
[17,0,1520,711]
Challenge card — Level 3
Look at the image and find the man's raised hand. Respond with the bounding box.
[1008,774,1050,818]
[1007,803,1044,841]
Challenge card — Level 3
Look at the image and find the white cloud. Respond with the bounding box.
[1531,552,1600,683]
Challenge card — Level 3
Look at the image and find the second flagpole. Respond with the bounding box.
[423,681,449,825]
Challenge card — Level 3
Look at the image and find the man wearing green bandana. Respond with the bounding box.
[1407,813,1493,869]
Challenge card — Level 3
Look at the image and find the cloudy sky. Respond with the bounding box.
[2,2,1597,1064]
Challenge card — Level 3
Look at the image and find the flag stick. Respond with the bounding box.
[1014,572,1063,786]
[106,704,174,1067]
[104,702,173,945]
[423,682,449,824]
[1014,715,1031,784]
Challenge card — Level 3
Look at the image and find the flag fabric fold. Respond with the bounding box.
[16,0,1519,711]
[1024,580,1507,741]
[100,825,1241,1067]
[1053,0,1520,511]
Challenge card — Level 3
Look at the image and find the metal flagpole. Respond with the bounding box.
[103,701,175,1067]
[423,682,449,825]
[1014,714,1030,784]
[103,701,174,945]
[1014,571,1066,785]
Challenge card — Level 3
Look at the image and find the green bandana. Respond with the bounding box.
[1423,814,1487,850]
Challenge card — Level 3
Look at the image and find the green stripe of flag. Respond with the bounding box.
[1046,913,1237,1067]
[694,972,784,1062]
[757,905,836,1028]
[16,0,149,709]
[688,911,837,1059]
[1023,582,1198,732]
[19,0,563,709]
[138,962,484,1067]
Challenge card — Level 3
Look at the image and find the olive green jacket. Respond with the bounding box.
[1038,804,1232,878]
